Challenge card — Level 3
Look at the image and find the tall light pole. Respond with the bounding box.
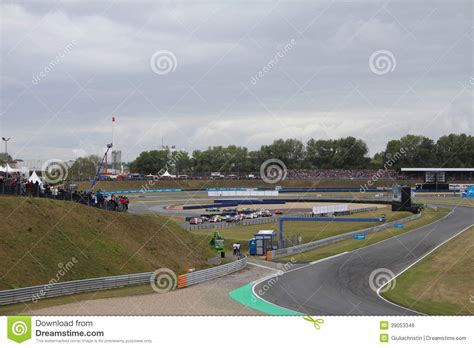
[1,137,10,156]
[2,137,11,175]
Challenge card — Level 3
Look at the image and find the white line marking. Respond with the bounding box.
[250,250,353,315]
[250,207,461,314]
[247,261,280,271]
[310,252,348,264]
[376,223,474,315]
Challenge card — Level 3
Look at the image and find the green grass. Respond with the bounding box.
[0,195,214,291]
[191,206,410,252]
[382,226,474,315]
[274,207,450,263]
[0,284,154,315]
[415,196,474,208]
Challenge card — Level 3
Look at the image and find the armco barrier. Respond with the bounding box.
[183,217,278,231]
[0,258,248,306]
[183,206,378,231]
[177,257,247,288]
[268,213,422,260]
[0,272,153,306]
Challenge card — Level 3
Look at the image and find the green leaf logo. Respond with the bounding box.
[7,316,32,343]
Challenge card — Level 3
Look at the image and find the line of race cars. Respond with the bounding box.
[188,207,283,225]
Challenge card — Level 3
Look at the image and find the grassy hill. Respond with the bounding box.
[0,195,214,290]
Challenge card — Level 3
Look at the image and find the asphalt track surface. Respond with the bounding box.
[128,192,389,217]
[254,204,473,315]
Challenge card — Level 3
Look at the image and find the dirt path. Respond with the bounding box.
[25,265,274,316]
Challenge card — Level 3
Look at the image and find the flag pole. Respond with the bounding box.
[112,116,116,147]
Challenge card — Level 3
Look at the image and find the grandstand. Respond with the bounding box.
[401,168,474,191]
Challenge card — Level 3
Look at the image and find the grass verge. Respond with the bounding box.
[0,284,154,315]
[274,207,450,263]
[191,206,409,250]
[382,226,473,315]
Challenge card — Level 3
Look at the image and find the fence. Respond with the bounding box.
[303,206,378,217]
[182,217,279,231]
[178,257,247,288]
[0,180,129,213]
[267,213,422,260]
[184,206,379,231]
[0,258,248,306]
[0,272,153,306]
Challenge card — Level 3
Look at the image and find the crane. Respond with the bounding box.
[87,142,113,193]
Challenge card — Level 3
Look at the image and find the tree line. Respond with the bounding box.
[126,134,474,174]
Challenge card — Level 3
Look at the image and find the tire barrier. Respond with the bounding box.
[268,213,422,260]
[177,257,247,289]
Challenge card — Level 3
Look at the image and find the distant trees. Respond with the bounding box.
[306,137,370,168]
[128,149,189,174]
[127,134,474,173]
[435,134,474,168]
[69,155,100,179]
[378,134,474,170]
[191,145,252,173]
[0,152,12,163]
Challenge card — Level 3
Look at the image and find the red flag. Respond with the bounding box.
[112,116,115,122]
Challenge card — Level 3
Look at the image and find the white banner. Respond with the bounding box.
[208,190,279,197]
[312,203,349,215]
[0,316,472,347]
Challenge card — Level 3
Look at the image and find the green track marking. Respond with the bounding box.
[229,283,301,316]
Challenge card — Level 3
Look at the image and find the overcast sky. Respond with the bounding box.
[1,0,472,164]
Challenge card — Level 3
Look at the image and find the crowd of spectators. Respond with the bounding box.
[286,169,403,179]
[0,174,129,213]
[87,169,405,181]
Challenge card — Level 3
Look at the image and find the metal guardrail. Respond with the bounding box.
[268,213,422,260]
[178,257,247,288]
[302,206,377,217]
[0,258,248,306]
[0,272,153,306]
[183,217,279,231]
[184,206,378,231]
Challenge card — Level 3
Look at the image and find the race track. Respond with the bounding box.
[254,204,473,315]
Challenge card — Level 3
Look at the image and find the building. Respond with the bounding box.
[401,168,474,190]
[111,150,122,172]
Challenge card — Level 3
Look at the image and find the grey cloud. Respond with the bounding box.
[1,0,472,163]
